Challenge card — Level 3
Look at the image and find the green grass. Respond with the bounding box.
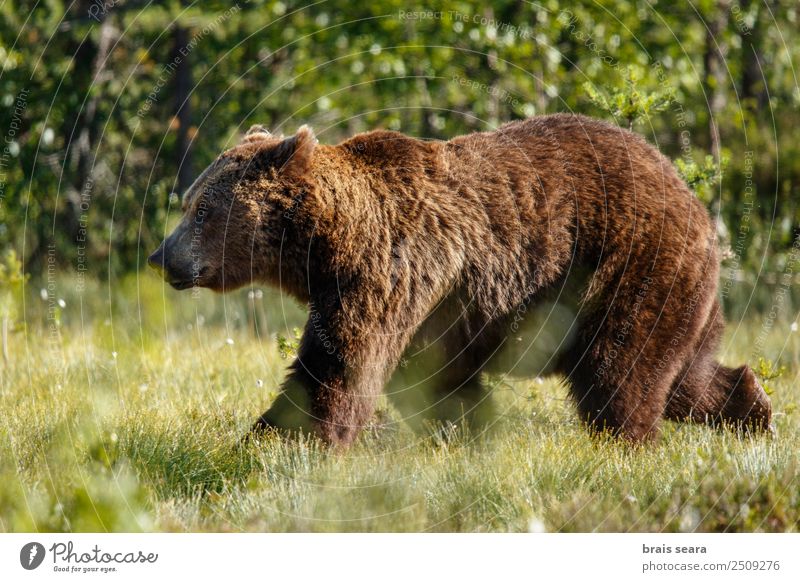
[1,274,798,532]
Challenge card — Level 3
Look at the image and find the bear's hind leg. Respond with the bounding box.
[559,288,678,442]
[565,355,668,442]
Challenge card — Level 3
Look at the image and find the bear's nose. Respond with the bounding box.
[147,245,166,276]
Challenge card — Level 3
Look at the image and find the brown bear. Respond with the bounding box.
[148,114,773,446]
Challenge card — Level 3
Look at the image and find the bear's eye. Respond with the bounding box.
[196,205,211,222]
[193,197,220,225]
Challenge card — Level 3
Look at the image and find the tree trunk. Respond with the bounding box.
[173,26,194,195]
[63,14,115,248]
[703,1,731,159]
[739,0,768,112]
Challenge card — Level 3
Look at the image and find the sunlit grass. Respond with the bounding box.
[0,275,798,532]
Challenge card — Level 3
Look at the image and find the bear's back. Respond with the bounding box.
[452,114,712,264]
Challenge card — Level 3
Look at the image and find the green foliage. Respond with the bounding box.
[676,154,723,189]
[675,154,728,202]
[582,67,674,129]
[755,357,786,396]
[0,249,26,319]
[0,249,28,361]
[0,0,797,281]
[277,327,302,360]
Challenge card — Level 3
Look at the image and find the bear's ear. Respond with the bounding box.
[242,124,272,144]
[272,125,317,176]
[246,124,271,137]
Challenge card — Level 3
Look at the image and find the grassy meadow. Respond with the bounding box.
[0,273,798,533]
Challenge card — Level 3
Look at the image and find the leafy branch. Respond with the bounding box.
[582,67,674,129]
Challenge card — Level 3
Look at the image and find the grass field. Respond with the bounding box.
[1,274,798,532]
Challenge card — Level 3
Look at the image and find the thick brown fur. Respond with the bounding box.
[149,114,773,446]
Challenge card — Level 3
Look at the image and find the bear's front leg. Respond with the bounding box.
[251,367,316,437]
[252,311,407,446]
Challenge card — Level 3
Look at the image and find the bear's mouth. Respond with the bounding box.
[169,279,198,291]
[167,267,211,290]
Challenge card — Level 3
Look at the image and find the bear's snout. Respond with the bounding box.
[148,240,203,290]
[147,244,166,276]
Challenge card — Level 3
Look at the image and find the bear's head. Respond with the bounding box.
[148,124,317,293]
